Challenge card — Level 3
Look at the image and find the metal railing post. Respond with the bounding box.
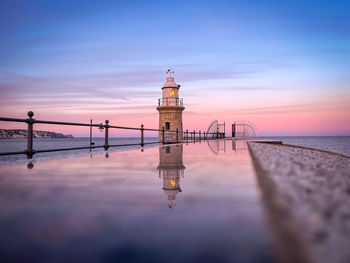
[176,128,179,143]
[141,124,144,146]
[224,122,226,137]
[104,120,109,149]
[162,126,165,144]
[193,130,195,143]
[26,111,35,158]
[90,119,93,146]
[186,129,188,140]
[199,130,201,141]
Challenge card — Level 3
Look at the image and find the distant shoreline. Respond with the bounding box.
[0,129,73,139]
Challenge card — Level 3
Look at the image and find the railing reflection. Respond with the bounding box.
[207,139,226,155]
[207,139,250,155]
[232,139,249,151]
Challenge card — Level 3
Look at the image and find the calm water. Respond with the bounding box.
[0,137,158,163]
[260,136,350,157]
[0,140,274,262]
[0,137,157,152]
[1,136,349,162]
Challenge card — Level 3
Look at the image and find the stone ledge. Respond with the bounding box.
[248,141,350,263]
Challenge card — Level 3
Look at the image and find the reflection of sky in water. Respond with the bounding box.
[0,140,273,262]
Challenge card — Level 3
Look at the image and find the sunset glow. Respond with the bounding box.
[1,1,349,136]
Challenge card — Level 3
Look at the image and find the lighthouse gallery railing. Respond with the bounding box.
[158,98,183,106]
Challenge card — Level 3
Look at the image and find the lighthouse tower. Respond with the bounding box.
[157,69,185,142]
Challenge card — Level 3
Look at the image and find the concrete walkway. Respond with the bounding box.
[248,141,350,263]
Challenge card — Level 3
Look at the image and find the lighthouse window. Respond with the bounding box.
[165,146,170,153]
[165,122,170,130]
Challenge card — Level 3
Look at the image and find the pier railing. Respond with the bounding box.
[182,129,225,142]
[0,111,223,158]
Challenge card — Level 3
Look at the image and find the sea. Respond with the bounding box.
[259,136,350,157]
[0,136,349,162]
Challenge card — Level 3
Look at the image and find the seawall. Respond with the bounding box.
[248,141,350,263]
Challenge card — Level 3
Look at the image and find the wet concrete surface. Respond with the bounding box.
[0,140,274,263]
[249,142,350,263]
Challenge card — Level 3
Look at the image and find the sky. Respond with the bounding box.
[0,0,349,136]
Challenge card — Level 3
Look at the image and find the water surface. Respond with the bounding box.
[0,139,273,262]
[260,136,350,156]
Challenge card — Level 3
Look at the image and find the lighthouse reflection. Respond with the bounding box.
[157,145,185,208]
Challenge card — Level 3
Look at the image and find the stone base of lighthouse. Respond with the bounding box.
[157,105,185,142]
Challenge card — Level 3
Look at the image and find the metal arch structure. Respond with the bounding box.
[232,121,257,138]
[206,120,226,154]
[206,120,225,139]
[206,120,218,139]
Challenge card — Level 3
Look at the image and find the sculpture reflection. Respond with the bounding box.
[157,145,185,208]
[207,139,226,155]
[232,139,248,151]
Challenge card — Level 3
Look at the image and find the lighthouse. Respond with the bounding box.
[157,69,185,143]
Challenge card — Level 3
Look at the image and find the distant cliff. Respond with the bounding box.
[0,129,73,139]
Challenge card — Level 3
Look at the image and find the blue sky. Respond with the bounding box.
[0,0,349,135]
